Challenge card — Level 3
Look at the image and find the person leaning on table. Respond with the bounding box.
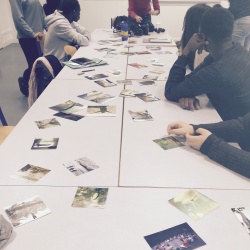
[44,0,91,64]
[167,112,250,179]
[164,6,250,121]
[127,0,160,29]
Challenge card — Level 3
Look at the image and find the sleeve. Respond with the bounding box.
[192,113,250,143]
[55,21,90,46]
[152,0,160,12]
[128,0,137,19]
[9,0,35,37]
[200,134,250,179]
[71,22,91,44]
[164,54,220,102]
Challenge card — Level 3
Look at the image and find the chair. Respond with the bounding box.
[64,45,77,60]
[0,107,14,145]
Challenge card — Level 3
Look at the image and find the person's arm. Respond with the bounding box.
[128,0,137,19]
[71,22,91,44]
[192,113,250,143]
[200,133,250,179]
[151,0,160,15]
[9,0,36,38]
[56,20,90,46]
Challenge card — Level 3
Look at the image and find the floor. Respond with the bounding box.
[0,43,28,126]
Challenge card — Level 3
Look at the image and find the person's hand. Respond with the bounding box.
[179,97,200,111]
[150,10,160,16]
[182,33,208,56]
[186,128,211,150]
[167,121,194,136]
[135,15,142,23]
[34,32,43,41]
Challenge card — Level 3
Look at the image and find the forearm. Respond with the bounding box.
[72,23,91,41]
[200,134,250,178]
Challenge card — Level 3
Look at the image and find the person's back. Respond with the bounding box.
[165,6,250,121]
[43,0,61,16]
[44,0,91,63]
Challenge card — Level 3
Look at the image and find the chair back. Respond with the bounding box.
[64,45,77,60]
[0,107,8,126]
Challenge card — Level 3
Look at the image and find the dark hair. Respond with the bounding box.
[61,0,80,16]
[200,7,234,44]
[180,4,211,70]
[43,0,61,16]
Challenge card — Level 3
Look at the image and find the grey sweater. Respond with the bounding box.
[9,0,46,39]
[192,113,250,179]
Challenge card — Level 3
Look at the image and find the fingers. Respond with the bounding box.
[194,98,200,110]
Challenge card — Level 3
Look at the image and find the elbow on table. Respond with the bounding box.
[164,88,179,102]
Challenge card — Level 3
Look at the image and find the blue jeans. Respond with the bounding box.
[233,16,250,51]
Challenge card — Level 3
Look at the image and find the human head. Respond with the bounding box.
[200,6,234,45]
[61,0,81,23]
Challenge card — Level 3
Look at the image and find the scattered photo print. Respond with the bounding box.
[156,50,173,54]
[86,106,116,117]
[146,46,161,51]
[4,196,51,227]
[103,53,119,59]
[128,39,137,44]
[11,164,50,183]
[144,222,206,250]
[135,51,151,55]
[94,47,116,52]
[169,189,220,221]
[143,75,158,80]
[54,112,84,121]
[151,62,165,67]
[128,109,153,121]
[117,80,132,85]
[128,63,148,68]
[149,67,166,75]
[138,80,156,86]
[119,89,139,97]
[94,79,117,87]
[231,207,250,235]
[85,73,108,80]
[35,118,61,129]
[107,69,122,76]
[153,136,184,150]
[120,51,135,56]
[111,43,123,46]
[135,93,160,102]
[31,138,59,150]
[78,91,117,104]
[63,156,99,176]
[49,100,84,114]
[72,187,109,209]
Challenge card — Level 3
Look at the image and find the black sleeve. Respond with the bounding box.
[200,134,250,179]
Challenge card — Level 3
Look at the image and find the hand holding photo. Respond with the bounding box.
[128,109,153,121]
[153,136,184,150]
[144,222,206,250]
[72,187,109,209]
[169,189,220,221]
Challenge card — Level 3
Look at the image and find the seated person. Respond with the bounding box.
[165,6,250,121]
[179,3,211,71]
[44,0,91,64]
[128,0,160,29]
[43,0,61,16]
[167,112,250,179]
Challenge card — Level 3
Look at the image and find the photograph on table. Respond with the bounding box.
[85,73,108,80]
[143,75,158,80]
[156,50,173,54]
[128,109,154,122]
[78,90,117,104]
[4,195,51,228]
[169,189,220,221]
[107,69,122,76]
[35,118,61,129]
[135,51,152,55]
[103,52,119,59]
[31,138,59,150]
[120,51,135,56]
[94,47,116,52]
[94,79,117,87]
[231,207,250,235]
[128,63,148,68]
[149,67,166,75]
[53,112,84,121]
[63,156,99,176]
[49,100,85,114]
[72,187,109,209]
[135,93,160,102]
[11,164,51,183]
[153,136,184,150]
[116,80,132,85]
[138,80,156,86]
[120,89,139,97]
[146,46,161,51]
[86,106,116,117]
[144,222,206,250]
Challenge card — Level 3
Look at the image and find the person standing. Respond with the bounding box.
[229,0,250,50]
[9,0,46,96]
[128,0,160,29]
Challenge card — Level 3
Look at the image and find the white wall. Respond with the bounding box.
[1,0,226,47]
